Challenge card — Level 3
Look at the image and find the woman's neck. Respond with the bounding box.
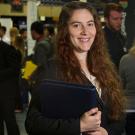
[74,51,87,66]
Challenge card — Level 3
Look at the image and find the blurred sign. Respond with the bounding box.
[11,0,23,12]
[119,0,128,9]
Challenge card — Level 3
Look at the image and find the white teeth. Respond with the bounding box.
[80,38,89,42]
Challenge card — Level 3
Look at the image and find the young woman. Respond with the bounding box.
[25,1,125,135]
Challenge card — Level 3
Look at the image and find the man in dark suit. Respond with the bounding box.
[103,3,127,69]
[0,41,20,135]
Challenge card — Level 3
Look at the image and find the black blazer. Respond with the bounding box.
[0,41,21,98]
[25,59,125,135]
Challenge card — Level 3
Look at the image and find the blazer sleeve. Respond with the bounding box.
[25,89,80,135]
[102,103,126,135]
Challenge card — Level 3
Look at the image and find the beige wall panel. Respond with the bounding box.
[0,4,26,16]
[38,5,61,17]
[0,4,61,17]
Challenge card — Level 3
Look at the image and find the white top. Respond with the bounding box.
[87,74,101,97]
[0,36,10,45]
[81,70,101,97]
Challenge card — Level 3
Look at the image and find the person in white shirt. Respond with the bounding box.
[0,26,10,44]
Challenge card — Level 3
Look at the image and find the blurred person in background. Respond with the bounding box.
[119,42,135,135]
[44,26,55,43]
[13,35,25,64]
[26,21,55,90]
[30,21,54,68]
[19,28,28,57]
[12,35,27,112]
[9,27,19,45]
[103,3,127,70]
[0,26,10,44]
[44,25,56,57]
[0,40,20,135]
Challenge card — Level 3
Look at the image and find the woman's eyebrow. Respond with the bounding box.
[69,20,94,24]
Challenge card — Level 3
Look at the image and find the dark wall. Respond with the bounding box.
[125,0,135,49]
[100,0,119,3]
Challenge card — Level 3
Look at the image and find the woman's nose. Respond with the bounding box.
[80,25,88,34]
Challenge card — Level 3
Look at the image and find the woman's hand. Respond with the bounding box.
[80,107,101,132]
[86,127,108,135]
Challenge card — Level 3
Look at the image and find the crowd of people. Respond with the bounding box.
[0,16,56,135]
[0,1,135,135]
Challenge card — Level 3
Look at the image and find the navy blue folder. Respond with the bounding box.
[38,79,98,119]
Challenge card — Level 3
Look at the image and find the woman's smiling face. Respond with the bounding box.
[68,9,96,54]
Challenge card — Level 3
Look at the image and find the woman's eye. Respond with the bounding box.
[88,23,94,27]
[73,23,81,28]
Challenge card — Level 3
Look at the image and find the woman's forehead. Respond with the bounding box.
[69,9,94,22]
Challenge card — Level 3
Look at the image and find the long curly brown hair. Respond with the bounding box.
[56,1,125,120]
